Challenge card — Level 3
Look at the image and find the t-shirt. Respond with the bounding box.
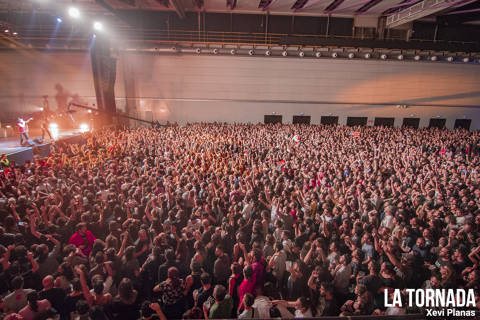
[196,286,213,309]
[252,296,272,319]
[295,308,313,318]
[238,307,258,319]
[209,295,233,319]
[19,299,51,320]
[69,230,96,256]
[39,287,66,315]
[4,289,35,313]
[362,243,374,258]
[37,245,61,279]
[360,275,382,295]
[156,279,185,306]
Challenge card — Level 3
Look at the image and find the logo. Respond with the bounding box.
[385,289,477,317]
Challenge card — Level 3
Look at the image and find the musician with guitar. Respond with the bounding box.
[17,117,33,146]
[41,112,53,141]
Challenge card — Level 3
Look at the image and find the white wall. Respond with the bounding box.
[115,52,480,129]
[0,50,96,121]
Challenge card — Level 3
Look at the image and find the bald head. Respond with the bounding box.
[42,275,54,290]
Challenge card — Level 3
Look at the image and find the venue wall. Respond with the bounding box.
[115,52,480,129]
[0,50,478,129]
[0,50,95,123]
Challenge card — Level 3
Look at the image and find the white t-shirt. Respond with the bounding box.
[295,308,313,318]
[252,296,272,319]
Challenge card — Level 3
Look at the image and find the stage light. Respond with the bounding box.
[230,49,236,55]
[40,107,44,111]
[364,53,371,59]
[68,7,80,19]
[248,50,254,56]
[265,50,271,56]
[430,56,437,61]
[12,32,18,36]
[315,52,321,58]
[446,56,454,62]
[298,51,305,57]
[80,123,89,133]
[397,54,404,60]
[49,123,59,140]
[93,22,103,31]
[88,109,92,113]
[331,52,338,58]
[4,29,9,33]
[414,55,421,61]
[195,48,201,54]
[463,57,469,63]
[348,53,354,59]
[57,17,62,23]
[212,48,218,54]
[380,54,387,60]
[282,51,288,57]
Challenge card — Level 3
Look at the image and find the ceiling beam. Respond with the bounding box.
[356,0,383,13]
[324,0,347,12]
[259,0,277,10]
[437,1,480,24]
[291,0,310,10]
[227,0,237,10]
[193,0,204,9]
[169,0,185,18]
[329,0,369,12]
[117,0,136,5]
[155,0,170,8]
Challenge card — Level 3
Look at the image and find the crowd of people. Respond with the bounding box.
[0,123,479,320]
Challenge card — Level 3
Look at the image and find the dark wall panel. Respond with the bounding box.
[293,115,311,124]
[232,14,264,33]
[265,115,282,124]
[403,118,420,128]
[412,22,436,40]
[205,13,231,32]
[347,117,368,126]
[438,25,480,43]
[321,116,339,125]
[454,119,471,130]
[292,16,328,35]
[374,117,395,127]
[429,118,446,129]
[329,18,354,36]
[269,15,293,34]
[171,12,198,30]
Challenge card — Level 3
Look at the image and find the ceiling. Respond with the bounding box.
[0,0,478,43]
[0,0,476,18]
[98,0,480,19]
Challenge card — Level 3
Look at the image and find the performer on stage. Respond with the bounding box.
[41,113,53,141]
[17,117,33,146]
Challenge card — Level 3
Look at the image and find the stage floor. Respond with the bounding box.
[0,129,83,156]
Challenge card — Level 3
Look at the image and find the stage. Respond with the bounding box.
[0,128,85,165]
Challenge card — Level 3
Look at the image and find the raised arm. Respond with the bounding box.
[27,251,39,273]
[74,266,94,306]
